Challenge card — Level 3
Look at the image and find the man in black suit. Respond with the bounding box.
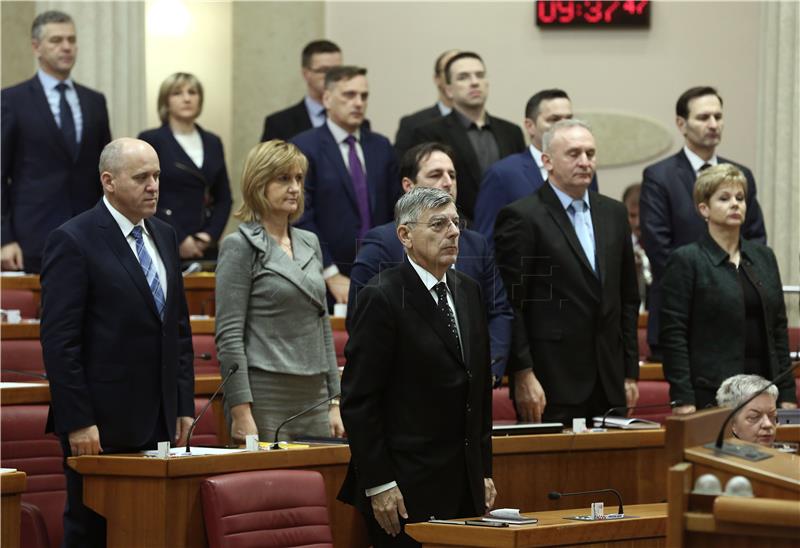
[40,138,195,547]
[411,52,526,220]
[393,49,459,157]
[495,120,640,425]
[1,10,112,273]
[260,40,342,142]
[340,187,495,547]
[640,86,766,359]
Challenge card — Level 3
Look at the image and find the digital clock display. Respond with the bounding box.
[536,1,651,28]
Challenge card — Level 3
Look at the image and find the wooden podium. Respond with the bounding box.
[406,503,667,547]
[665,408,800,547]
[1,471,26,548]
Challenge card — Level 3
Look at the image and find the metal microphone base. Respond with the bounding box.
[705,442,772,462]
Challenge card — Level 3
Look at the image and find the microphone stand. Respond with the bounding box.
[185,363,239,454]
[548,488,624,515]
[271,393,340,449]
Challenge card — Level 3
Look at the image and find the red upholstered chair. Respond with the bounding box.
[492,386,517,425]
[201,469,333,548]
[1,288,38,318]
[637,327,651,361]
[333,330,348,367]
[191,397,220,447]
[193,334,220,376]
[1,405,66,548]
[635,381,672,424]
[0,339,46,382]
[20,502,51,548]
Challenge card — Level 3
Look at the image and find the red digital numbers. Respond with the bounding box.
[536,0,649,27]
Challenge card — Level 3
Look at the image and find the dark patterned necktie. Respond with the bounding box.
[131,226,166,321]
[345,135,371,239]
[56,82,78,159]
[434,282,462,359]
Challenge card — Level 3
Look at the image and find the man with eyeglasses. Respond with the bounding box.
[260,40,342,142]
[340,186,496,547]
[495,119,640,425]
[347,142,512,385]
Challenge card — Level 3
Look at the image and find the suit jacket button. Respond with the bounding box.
[464,439,469,447]
[466,404,471,413]
[165,209,172,216]
[319,309,325,317]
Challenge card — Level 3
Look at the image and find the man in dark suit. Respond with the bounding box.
[340,187,495,547]
[474,89,599,245]
[411,52,525,220]
[347,142,513,383]
[495,120,640,425]
[260,40,342,142]
[1,10,112,273]
[292,66,400,304]
[640,86,766,359]
[40,138,195,547]
[393,49,458,158]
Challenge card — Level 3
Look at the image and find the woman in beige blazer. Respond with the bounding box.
[215,140,344,442]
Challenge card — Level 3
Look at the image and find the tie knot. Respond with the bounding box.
[345,134,357,146]
[699,163,712,172]
[56,82,69,94]
[571,199,585,213]
[435,282,448,301]
[130,225,143,242]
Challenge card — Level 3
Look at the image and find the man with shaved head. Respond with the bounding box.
[40,138,194,547]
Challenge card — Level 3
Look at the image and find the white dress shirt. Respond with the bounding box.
[683,145,718,175]
[37,69,83,142]
[529,144,548,182]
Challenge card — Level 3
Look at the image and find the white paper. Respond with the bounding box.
[141,446,247,457]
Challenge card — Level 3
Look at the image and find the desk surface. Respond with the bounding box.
[406,502,667,547]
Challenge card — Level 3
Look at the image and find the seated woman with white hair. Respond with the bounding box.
[715,374,778,446]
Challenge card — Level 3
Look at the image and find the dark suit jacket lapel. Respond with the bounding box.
[361,130,381,215]
[676,150,697,202]
[444,113,482,186]
[400,260,463,364]
[521,151,543,191]
[163,124,210,186]
[540,184,600,297]
[95,203,161,320]
[73,84,96,160]
[293,99,313,131]
[589,192,606,286]
[29,77,74,164]
[319,125,359,212]
[145,217,175,320]
[448,270,469,366]
[487,114,516,156]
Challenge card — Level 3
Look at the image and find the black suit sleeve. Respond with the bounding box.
[340,284,399,491]
[203,140,233,241]
[639,168,674,280]
[1,92,17,244]
[741,169,767,244]
[172,228,196,417]
[618,208,641,380]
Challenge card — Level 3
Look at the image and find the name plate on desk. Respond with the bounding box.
[492,423,563,436]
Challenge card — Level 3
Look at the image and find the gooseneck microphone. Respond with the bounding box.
[1,369,48,380]
[185,363,239,454]
[714,361,799,452]
[599,400,682,428]
[548,488,624,515]
[271,393,340,449]
[196,352,212,361]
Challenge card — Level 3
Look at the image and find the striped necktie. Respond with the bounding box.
[131,226,166,320]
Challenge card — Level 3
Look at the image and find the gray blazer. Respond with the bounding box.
[215,222,340,407]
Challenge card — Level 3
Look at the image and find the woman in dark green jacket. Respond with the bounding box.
[660,164,797,413]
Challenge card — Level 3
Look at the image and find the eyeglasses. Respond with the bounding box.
[406,216,465,233]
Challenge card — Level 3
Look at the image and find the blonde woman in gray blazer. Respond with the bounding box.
[215,140,344,442]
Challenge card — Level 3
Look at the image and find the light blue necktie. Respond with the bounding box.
[131,226,166,320]
[570,199,596,274]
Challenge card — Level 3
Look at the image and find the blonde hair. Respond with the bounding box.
[693,164,747,207]
[157,72,203,124]
[236,140,308,223]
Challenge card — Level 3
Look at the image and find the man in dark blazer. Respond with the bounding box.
[347,142,513,383]
[640,86,766,358]
[393,49,458,158]
[40,138,195,547]
[495,120,640,425]
[340,187,495,547]
[411,52,525,220]
[292,66,400,304]
[474,89,598,246]
[1,10,111,273]
[260,40,341,142]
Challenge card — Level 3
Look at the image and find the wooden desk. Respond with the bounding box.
[406,502,667,547]
[1,471,26,548]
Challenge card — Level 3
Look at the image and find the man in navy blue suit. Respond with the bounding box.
[1,10,111,273]
[348,143,513,383]
[640,86,766,359]
[40,138,194,547]
[474,89,598,245]
[292,66,400,304]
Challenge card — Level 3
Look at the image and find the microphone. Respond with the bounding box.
[714,361,799,454]
[548,488,624,515]
[0,369,48,380]
[598,400,682,428]
[271,393,340,449]
[185,363,239,454]
[182,262,202,275]
[195,352,212,361]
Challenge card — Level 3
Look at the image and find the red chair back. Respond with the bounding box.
[192,397,220,447]
[636,381,672,424]
[0,339,46,382]
[492,386,516,424]
[333,330,347,367]
[201,469,333,548]
[1,288,38,318]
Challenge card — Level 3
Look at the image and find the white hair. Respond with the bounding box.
[542,118,592,154]
[716,374,778,408]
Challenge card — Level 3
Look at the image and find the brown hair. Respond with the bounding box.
[157,72,203,124]
[693,164,747,207]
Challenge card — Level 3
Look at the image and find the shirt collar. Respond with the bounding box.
[436,100,452,117]
[453,108,490,130]
[407,255,448,293]
[37,68,74,91]
[683,145,718,174]
[103,196,148,238]
[304,95,325,117]
[548,181,589,212]
[326,118,361,143]
[529,144,544,168]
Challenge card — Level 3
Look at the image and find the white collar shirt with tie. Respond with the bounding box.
[103,196,168,299]
[548,181,596,273]
[683,145,718,176]
[37,68,83,142]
